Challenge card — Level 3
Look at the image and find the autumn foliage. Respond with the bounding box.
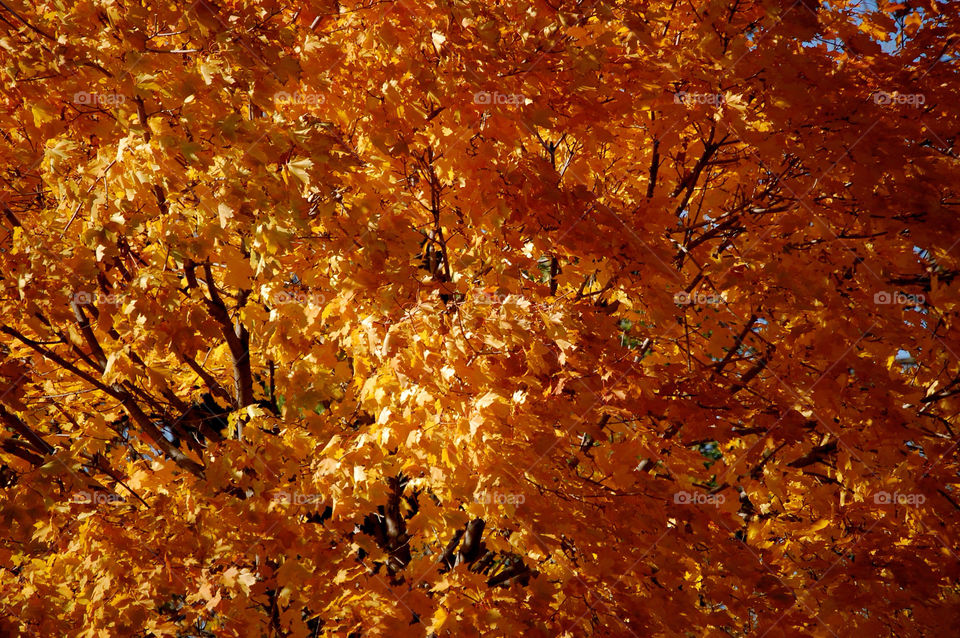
[1,0,960,635]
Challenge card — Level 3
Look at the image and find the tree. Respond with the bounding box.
[1,0,959,635]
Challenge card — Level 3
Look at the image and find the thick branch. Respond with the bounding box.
[0,404,55,456]
[70,301,108,370]
[198,262,254,407]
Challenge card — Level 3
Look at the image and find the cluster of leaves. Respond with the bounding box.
[1,0,959,635]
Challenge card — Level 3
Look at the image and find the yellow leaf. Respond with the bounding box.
[287,158,313,185]
[428,606,449,632]
[353,465,367,482]
[218,202,234,227]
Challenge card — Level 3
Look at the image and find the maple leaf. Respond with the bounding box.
[0,0,959,636]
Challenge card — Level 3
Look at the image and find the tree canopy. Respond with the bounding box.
[1,0,959,635]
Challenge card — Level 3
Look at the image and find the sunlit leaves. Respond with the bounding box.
[1,0,959,635]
